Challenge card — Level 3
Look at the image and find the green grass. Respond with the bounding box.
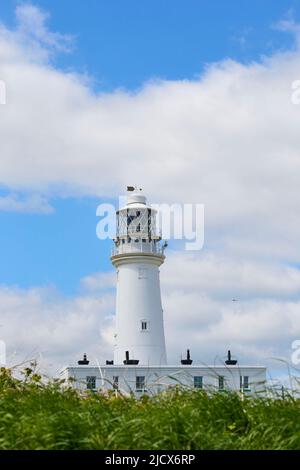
[0,367,300,450]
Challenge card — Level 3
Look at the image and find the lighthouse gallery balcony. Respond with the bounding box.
[111,238,165,256]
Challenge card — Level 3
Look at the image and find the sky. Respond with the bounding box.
[0,1,300,383]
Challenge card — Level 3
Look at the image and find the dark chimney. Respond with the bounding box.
[225,350,237,365]
[78,354,89,365]
[181,349,193,365]
[123,350,139,365]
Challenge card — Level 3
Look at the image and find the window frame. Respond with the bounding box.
[136,375,146,392]
[140,319,149,332]
[240,375,250,391]
[113,376,119,390]
[218,375,225,391]
[194,376,203,389]
[86,375,96,391]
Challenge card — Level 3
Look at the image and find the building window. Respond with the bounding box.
[240,375,250,391]
[113,376,119,390]
[194,376,203,389]
[141,320,148,331]
[218,375,224,391]
[86,376,96,390]
[136,376,145,391]
[138,268,147,279]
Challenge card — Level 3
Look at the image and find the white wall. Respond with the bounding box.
[61,365,267,397]
[113,257,167,366]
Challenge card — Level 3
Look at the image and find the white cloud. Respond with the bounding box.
[275,11,300,47]
[15,3,74,53]
[0,3,74,64]
[0,193,54,213]
[163,251,300,300]
[160,252,300,369]
[80,272,116,292]
[0,283,115,375]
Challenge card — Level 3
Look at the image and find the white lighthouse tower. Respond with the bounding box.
[111,187,167,366]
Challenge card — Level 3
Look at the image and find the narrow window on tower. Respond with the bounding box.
[141,320,149,331]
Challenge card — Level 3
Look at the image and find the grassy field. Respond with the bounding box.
[0,367,300,450]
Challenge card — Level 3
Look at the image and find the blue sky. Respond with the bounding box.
[1,1,300,373]
[0,0,298,92]
[0,195,112,294]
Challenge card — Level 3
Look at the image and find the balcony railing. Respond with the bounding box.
[111,240,165,256]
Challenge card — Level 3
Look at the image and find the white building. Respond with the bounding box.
[61,188,266,396]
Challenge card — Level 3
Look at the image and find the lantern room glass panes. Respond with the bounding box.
[117,208,158,239]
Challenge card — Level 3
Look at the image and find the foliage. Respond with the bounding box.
[0,367,299,450]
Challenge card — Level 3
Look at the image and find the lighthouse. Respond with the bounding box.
[62,187,266,397]
[111,187,167,366]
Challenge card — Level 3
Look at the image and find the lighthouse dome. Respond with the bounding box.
[121,191,154,212]
[127,193,146,206]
